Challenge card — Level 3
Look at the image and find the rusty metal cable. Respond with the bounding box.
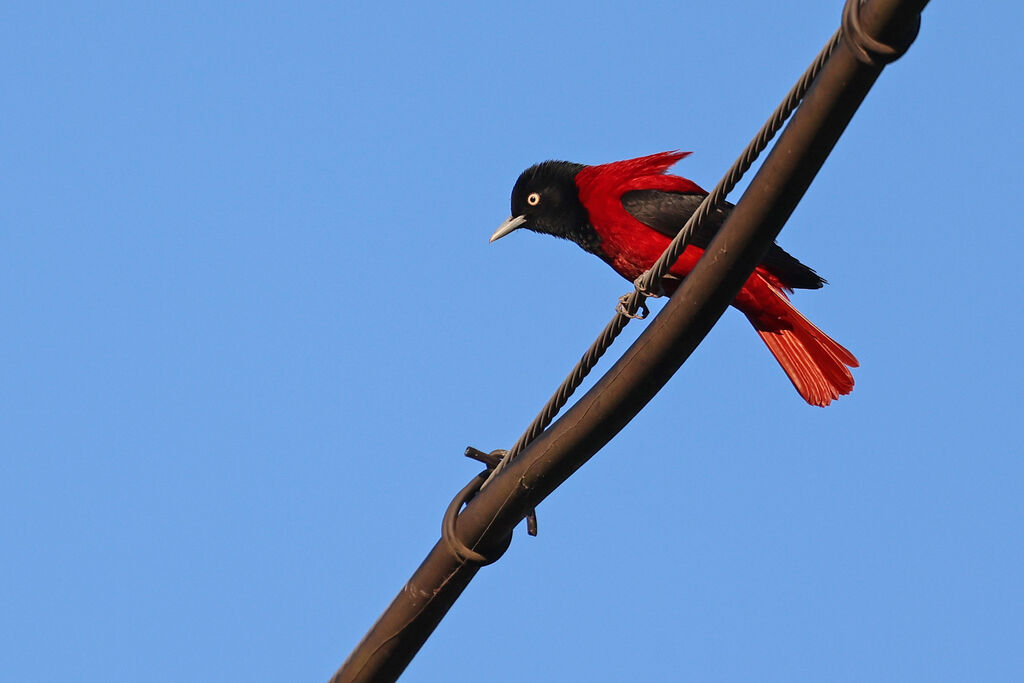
[482,29,843,488]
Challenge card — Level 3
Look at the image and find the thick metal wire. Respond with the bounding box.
[337,0,928,677]
[482,29,843,488]
[636,30,842,296]
[842,0,921,65]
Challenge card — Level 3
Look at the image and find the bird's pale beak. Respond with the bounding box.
[489,215,527,243]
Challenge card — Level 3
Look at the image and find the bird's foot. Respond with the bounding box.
[633,274,667,299]
[617,293,650,320]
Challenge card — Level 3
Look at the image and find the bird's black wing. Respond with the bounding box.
[620,189,825,290]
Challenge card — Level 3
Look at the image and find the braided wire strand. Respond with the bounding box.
[637,30,841,293]
[483,30,841,488]
[506,308,635,459]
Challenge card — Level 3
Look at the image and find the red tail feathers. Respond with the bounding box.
[748,285,859,407]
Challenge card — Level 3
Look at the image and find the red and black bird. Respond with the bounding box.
[490,151,858,407]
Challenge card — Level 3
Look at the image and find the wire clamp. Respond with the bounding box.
[440,448,538,565]
[841,0,921,66]
[465,447,539,536]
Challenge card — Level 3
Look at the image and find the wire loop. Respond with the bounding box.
[441,469,513,566]
[480,30,846,499]
[841,0,921,66]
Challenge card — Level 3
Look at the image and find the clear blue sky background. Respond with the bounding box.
[3,2,1021,681]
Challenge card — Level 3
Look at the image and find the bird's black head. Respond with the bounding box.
[490,160,601,254]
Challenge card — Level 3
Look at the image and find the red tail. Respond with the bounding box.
[747,285,859,407]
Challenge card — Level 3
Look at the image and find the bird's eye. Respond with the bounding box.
[526,192,541,206]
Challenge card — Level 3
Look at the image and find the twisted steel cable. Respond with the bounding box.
[636,30,842,296]
[483,29,842,487]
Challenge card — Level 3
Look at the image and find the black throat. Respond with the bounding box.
[564,220,603,256]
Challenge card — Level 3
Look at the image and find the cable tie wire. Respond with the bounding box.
[442,464,515,565]
[841,0,921,65]
[477,28,847,520]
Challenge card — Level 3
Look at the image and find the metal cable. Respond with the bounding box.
[482,29,842,488]
[337,0,928,676]
[442,470,513,565]
[841,0,921,65]
[636,30,842,295]
[506,311,633,458]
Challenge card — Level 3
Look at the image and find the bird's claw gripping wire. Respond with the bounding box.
[460,16,857,557]
[616,276,665,319]
[617,293,650,320]
[633,275,666,299]
[464,447,539,536]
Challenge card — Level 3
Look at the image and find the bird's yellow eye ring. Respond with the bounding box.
[526,192,541,206]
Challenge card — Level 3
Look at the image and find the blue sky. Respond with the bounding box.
[2,2,1022,681]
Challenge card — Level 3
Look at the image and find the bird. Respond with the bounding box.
[489,151,858,407]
